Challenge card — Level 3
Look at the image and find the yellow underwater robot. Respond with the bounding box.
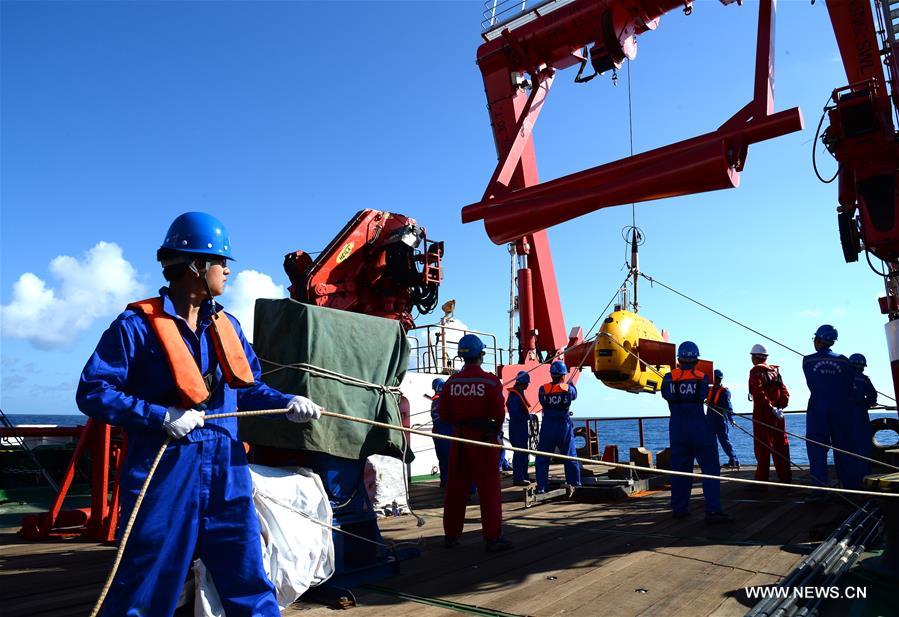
[593,309,672,394]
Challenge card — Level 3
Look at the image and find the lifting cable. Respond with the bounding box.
[599,330,899,474]
[637,271,897,403]
[90,406,897,616]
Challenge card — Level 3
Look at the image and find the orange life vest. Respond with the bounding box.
[128,297,255,407]
[671,368,705,382]
[541,382,570,395]
[507,388,532,411]
[707,385,727,406]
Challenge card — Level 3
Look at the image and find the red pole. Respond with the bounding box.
[638,418,645,448]
[517,267,537,362]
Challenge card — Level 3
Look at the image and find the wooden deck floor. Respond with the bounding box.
[2,465,854,617]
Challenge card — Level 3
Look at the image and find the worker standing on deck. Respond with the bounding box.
[848,353,877,488]
[507,370,534,486]
[803,324,855,495]
[430,378,451,487]
[76,212,322,616]
[661,342,731,523]
[535,361,581,493]
[748,344,792,485]
[440,334,511,552]
[706,369,740,469]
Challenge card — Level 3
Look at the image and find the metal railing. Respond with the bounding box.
[406,323,503,374]
[575,409,815,461]
[481,0,575,38]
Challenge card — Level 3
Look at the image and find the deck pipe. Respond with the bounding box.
[747,505,877,617]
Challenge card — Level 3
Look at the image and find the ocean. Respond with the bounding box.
[7,412,898,466]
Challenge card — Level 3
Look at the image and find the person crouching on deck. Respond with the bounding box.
[661,341,732,524]
[76,212,322,616]
[439,334,512,552]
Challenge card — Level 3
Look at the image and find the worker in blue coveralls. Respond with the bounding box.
[76,212,322,617]
[705,369,740,469]
[661,341,732,524]
[803,324,855,498]
[430,377,452,487]
[506,370,533,486]
[535,361,581,493]
[848,353,877,488]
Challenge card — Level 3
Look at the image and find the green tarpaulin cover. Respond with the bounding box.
[238,299,411,462]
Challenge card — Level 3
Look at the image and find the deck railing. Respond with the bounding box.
[575,409,812,460]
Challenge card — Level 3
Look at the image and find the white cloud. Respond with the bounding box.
[220,270,287,342]
[1,242,145,350]
[798,309,822,318]
[831,307,847,317]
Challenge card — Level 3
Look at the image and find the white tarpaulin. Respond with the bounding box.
[194,465,335,615]
[364,454,409,516]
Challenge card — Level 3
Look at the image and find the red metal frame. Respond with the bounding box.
[18,419,125,542]
[467,0,802,383]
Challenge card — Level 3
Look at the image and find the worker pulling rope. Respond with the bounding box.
[90,405,899,617]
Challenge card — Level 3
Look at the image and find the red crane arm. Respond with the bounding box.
[469,0,801,371]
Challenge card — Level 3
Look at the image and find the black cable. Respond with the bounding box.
[864,249,890,277]
[812,96,839,184]
[639,272,804,356]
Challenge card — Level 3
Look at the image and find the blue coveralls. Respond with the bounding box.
[661,367,723,515]
[76,289,292,617]
[803,349,855,488]
[430,394,452,487]
[706,385,738,465]
[535,382,581,492]
[506,388,531,483]
[849,368,877,487]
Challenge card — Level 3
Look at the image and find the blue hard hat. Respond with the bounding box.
[713,369,724,379]
[677,341,700,361]
[160,212,234,260]
[849,353,867,367]
[814,324,838,343]
[515,370,531,385]
[432,378,446,392]
[457,334,485,360]
[550,361,568,376]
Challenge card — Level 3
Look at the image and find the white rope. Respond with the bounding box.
[260,360,403,397]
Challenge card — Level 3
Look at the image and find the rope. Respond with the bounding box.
[260,360,403,397]
[90,406,899,616]
[90,434,171,617]
[638,271,897,403]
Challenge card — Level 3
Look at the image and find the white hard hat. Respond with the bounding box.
[750,343,768,356]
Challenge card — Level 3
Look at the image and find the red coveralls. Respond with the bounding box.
[439,364,505,541]
[748,364,792,482]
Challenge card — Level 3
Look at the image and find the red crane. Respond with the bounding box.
[823,0,899,402]
[464,0,802,400]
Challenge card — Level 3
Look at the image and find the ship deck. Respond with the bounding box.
[1,464,864,617]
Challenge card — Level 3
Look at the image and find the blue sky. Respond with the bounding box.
[1,1,890,418]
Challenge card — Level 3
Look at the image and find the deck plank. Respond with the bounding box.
[2,465,851,617]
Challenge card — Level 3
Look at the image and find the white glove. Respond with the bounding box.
[163,407,205,439]
[772,407,784,420]
[286,395,322,423]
